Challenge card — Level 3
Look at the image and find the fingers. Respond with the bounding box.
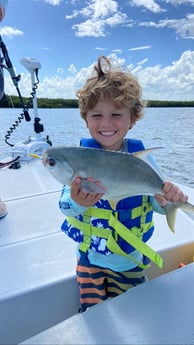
[154,194,168,207]
[162,181,188,203]
[86,177,106,193]
[155,181,188,207]
[71,177,104,207]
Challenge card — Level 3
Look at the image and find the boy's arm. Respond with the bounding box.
[59,185,88,217]
[59,177,105,217]
[151,196,166,215]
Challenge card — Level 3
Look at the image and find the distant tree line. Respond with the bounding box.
[1,95,194,108]
[0,95,79,108]
[147,100,194,107]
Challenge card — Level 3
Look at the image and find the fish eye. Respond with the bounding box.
[48,158,56,167]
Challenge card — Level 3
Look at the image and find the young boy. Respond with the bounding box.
[59,55,188,312]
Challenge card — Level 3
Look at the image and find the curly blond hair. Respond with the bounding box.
[76,55,144,122]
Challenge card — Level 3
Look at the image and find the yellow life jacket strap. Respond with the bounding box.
[66,215,148,269]
[66,213,163,269]
[105,231,149,269]
[66,215,109,252]
[82,206,163,268]
[108,214,163,269]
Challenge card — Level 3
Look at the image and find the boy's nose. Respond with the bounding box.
[100,116,112,126]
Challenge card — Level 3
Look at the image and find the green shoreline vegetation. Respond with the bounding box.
[0,95,194,108]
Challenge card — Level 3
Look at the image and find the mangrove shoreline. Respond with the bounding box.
[1,95,194,109]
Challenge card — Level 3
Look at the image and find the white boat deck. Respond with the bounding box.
[1,160,77,293]
[0,159,194,344]
[22,262,194,345]
[0,160,79,344]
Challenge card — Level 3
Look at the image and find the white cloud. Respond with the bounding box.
[56,67,65,73]
[95,47,108,51]
[0,26,23,39]
[66,0,194,38]
[138,58,148,65]
[68,64,77,74]
[86,0,118,19]
[112,49,122,54]
[129,0,166,13]
[132,50,194,100]
[44,0,62,5]
[168,14,194,39]
[73,19,105,37]
[129,45,152,51]
[164,0,194,5]
[4,51,194,100]
[139,14,194,39]
[105,12,128,27]
[67,0,128,37]
[65,12,79,20]
[129,0,194,13]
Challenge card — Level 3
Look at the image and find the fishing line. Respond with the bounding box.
[0,35,38,147]
[4,72,40,147]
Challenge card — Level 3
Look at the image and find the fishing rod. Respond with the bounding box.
[0,35,51,166]
[0,1,51,166]
[0,37,49,149]
[0,34,31,123]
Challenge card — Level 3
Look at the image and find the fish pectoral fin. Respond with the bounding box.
[163,203,179,232]
[81,179,105,194]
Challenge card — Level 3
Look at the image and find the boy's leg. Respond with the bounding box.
[105,266,146,297]
[76,257,108,312]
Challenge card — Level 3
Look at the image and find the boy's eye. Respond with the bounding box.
[92,114,102,118]
[112,113,122,117]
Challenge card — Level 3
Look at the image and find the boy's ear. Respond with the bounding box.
[129,118,137,129]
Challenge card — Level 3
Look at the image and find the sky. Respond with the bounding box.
[0,0,194,101]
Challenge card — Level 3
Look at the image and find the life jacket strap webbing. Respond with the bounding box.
[66,212,163,269]
[108,214,163,268]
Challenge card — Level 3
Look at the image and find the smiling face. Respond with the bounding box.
[86,100,135,151]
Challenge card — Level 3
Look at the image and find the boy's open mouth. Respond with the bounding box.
[99,131,116,136]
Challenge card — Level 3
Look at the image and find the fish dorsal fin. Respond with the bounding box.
[133,147,164,179]
[132,147,161,161]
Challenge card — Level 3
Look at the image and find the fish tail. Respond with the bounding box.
[164,201,194,232]
[163,203,179,232]
[179,201,194,214]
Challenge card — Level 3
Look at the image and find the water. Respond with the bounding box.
[0,107,194,187]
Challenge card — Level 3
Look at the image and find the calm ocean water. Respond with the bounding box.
[0,107,194,187]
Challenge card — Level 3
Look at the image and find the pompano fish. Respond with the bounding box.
[42,146,194,232]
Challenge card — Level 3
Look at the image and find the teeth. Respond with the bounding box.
[100,131,115,136]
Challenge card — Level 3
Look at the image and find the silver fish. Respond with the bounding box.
[42,146,194,232]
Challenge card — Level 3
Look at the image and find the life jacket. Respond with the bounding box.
[61,138,163,269]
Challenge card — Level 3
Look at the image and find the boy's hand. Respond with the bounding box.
[155,181,188,207]
[71,177,105,207]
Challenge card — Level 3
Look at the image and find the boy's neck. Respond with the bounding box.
[101,139,127,152]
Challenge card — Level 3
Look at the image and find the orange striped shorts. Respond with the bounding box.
[76,254,145,312]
